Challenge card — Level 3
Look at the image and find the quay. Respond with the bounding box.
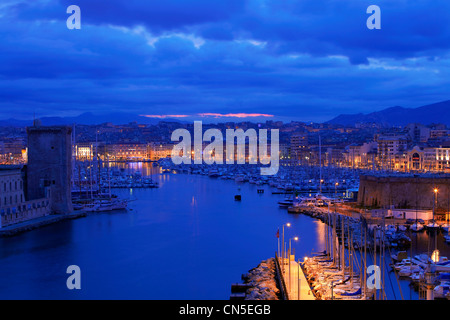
[0,211,86,237]
[276,254,315,300]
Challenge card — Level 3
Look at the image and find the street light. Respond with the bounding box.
[433,188,439,225]
[281,223,291,272]
[288,236,299,292]
[335,182,339,199]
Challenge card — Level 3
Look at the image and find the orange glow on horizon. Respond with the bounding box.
[198,113,274,118]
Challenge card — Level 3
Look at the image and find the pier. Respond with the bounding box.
[276,254,315,300]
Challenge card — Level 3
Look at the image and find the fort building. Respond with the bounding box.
[26,125,73,214]
[0,124,74,228]
[358,174,450,217]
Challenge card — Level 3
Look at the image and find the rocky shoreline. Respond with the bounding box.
[242,258,281,300]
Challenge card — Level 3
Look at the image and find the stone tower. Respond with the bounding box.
[26,125,73,214]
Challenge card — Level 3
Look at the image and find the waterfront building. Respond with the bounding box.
[75,142,94,161]
[0,165,51,228]
[435,146,450,172]
[290,133,308,164]
[401,145,450,172]
[406,123,431,143]
[0,138,27,164]
[107,142,150,161]
[149,142,173,161]
[343,142,377,169]
[278,143,290,161]
[377,135,409,170]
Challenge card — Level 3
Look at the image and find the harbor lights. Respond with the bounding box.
[432,249,440,263]
[335,182,339,201]
[288,236,299,292]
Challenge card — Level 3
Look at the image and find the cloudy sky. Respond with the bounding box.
[1,0,450,123]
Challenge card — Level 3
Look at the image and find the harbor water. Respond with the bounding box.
[0,163,449,299]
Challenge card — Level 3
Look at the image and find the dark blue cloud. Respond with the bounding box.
[0,0,450,122]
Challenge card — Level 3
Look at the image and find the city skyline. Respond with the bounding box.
[1,1,450,122]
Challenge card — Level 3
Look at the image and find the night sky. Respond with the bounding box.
[1,0,450,123]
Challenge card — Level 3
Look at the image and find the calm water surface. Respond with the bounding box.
[0,164,448,299]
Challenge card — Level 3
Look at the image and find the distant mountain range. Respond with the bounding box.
[2,100,450,127]
[0,112,184,127]
[327,100,450,127]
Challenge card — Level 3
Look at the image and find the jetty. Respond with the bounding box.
[275,253,315,300]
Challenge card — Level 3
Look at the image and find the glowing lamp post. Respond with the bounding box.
[433,188,438,226]
[281,223,291,272]
[335,182,339,199]
[288,236,298,292]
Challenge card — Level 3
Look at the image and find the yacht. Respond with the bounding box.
[393,258,414,271]
[278,198,294,207]
[427,220,440,229]
[398,265,422,277]
[434,282,450,299]
[410,222,424,232]
[208,169,221,178]
[82,199,128,212]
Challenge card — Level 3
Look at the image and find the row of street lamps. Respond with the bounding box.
[278,222,301,299]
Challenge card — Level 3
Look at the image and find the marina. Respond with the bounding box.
[1,162,449,299]
[162,161,450,300]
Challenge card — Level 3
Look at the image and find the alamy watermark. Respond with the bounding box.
[66,265,81,290]
[171,121,279,176]
[367,5,381,30]
[366,265,381,290]
[65,5,379,31]
[66,5,81,30]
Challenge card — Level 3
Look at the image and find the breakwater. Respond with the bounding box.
[231,258,281,300]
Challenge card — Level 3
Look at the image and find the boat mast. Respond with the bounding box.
[72,123,76,189]
[341,215,345,280]
[319,134,322,194]
[108,153,111,200]
[374,225,377,301]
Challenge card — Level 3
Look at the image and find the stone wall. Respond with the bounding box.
[358,174,450,212]
[0,197,51,228]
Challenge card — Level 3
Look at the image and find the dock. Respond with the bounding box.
[277,255,315,300]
